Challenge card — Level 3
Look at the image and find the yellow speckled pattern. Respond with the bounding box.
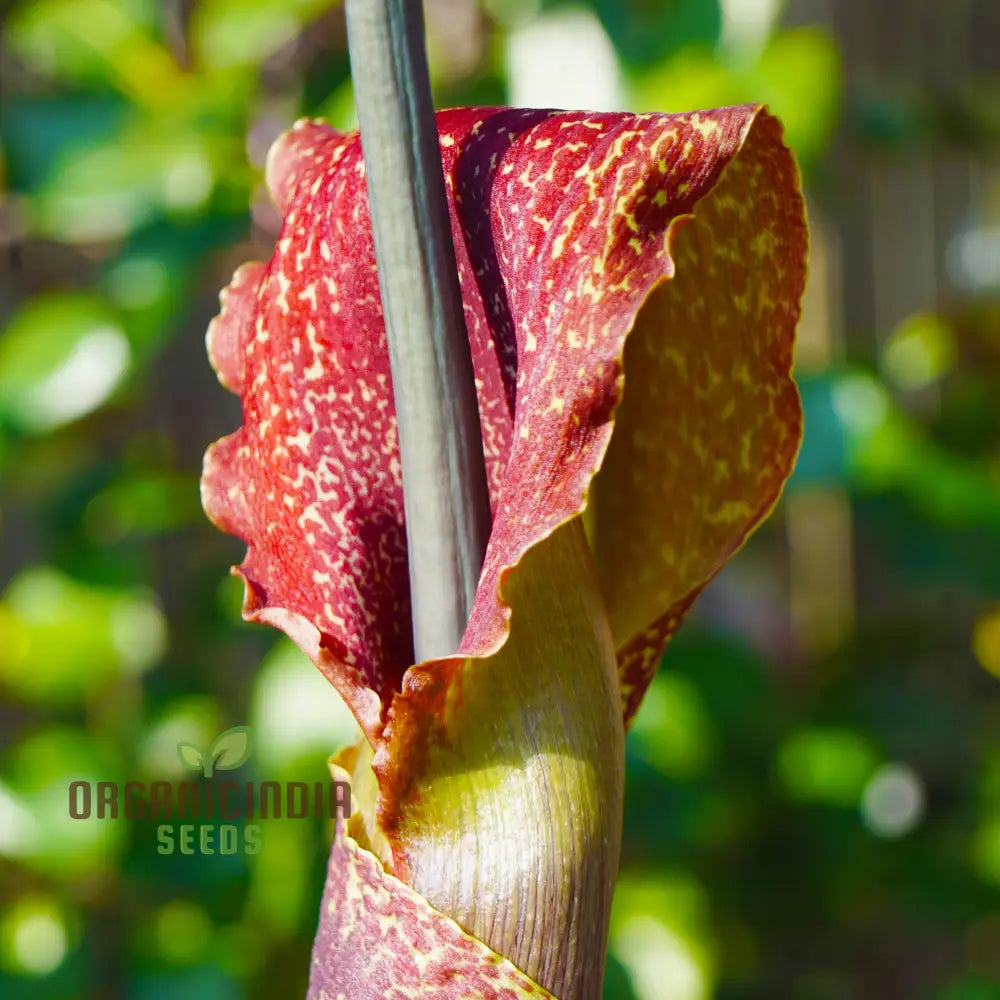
[585,110,806,723]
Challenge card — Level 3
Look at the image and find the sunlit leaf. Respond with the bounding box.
[32,116,241,242]
[7,0,184,108]
[777,727,880,807]
[192,0,336,70]
[632,29,841,167]
[0,565,165,705]
[594,0,722,67]
[0,293,129,433]
[1,726,126,877]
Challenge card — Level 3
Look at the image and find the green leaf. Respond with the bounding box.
[2,725,126,878]
[177,743,205,772]
[0,95,128,192]
[0,293,130,433]
[753,28,841,169]
[32,117,230,242]
[631,28,841,168]
[594,0,721,67]
[0,565,165,706]
[777,727,880,807]
[6,0,184,105]
[191,0,335,70]
[85,472,203,541]
[210,726,250,773]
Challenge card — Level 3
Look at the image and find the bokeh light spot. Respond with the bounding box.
[971,817,1000,887]
[137,698,223,781]
[110,595,167,673]
[107,256,169,309]
[505,7,624,112]
[1,897,68,977]
[861,762,925,838]
[973,606,1000,680]
[153,900,212,965]
[883,312,956,390]
[0,782,38,856]
[831,373,889,435]
[162,154,213,210]
[628,672,714,778]
[777,727,880,806]
[251,639,361,769]
[719,0,782,56]
[615,916,706,1000]
[23,325,130,430]
[947,223,1000,295]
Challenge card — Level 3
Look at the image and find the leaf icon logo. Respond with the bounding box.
[177,742,206,774]
[177,726,251,778]
[210,726,251,773]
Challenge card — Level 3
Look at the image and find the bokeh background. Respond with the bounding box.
[1,0,999,997]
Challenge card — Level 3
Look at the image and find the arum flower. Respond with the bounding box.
[202,103,805,998]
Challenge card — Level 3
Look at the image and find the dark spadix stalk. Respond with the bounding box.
[343,0,491,660]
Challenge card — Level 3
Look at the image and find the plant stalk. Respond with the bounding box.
[344,0,492,662]
[343,8,622,999]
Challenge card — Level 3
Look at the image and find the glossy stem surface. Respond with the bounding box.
[344,0,491,661]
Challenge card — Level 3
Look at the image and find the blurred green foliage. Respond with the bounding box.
[0,1,999,999]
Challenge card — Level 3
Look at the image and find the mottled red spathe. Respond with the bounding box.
[202,104,803,739]
[201,103,807,997]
